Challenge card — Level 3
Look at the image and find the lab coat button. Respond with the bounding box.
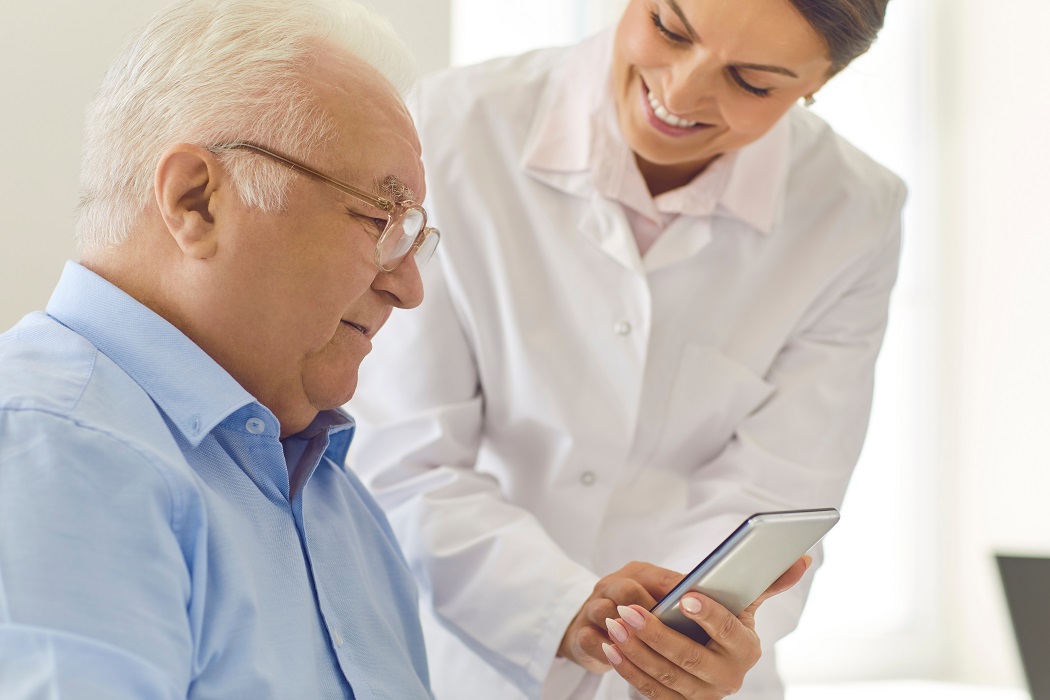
[613,321,632,336]
[580,471,596,485]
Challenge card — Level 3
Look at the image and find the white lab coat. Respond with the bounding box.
[349,31,906,700]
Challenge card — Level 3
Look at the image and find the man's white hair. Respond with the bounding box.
[75,0,417,251]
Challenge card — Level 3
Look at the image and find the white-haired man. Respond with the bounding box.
[0,0,439,697]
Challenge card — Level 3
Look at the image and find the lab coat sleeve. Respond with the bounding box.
[659,181,907,676]
[349,254,601,700]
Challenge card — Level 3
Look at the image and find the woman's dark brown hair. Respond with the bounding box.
[789,0,890,75]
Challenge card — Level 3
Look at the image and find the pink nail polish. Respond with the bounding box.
[606,617,629,643]
[680,597,702,614]
[602,642,623,665]
[617,605,645,629]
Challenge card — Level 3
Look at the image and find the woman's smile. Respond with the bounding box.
[640,77,713,135]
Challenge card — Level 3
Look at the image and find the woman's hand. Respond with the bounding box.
[558,561,683,673]
[600,556,811,699]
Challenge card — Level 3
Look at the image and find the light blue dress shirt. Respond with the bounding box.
[0,262,432,699]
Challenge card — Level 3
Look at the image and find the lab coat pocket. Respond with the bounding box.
[661,345,775,469]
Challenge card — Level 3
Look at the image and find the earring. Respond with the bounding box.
[803,94,816,107]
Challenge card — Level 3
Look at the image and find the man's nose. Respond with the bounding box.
[375,255,425,310]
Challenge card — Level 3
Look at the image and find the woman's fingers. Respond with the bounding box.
[558,560,687,671]
[604,604,748,698]
[599,555,813,698]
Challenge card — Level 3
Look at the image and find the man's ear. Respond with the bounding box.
[154,144,226,259]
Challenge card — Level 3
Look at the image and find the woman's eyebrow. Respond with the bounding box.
[734,62,799,78]
[667,0,701,42]
[665,0,800,79]
[667,0,797,78]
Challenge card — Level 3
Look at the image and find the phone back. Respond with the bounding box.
[652,509,839,644]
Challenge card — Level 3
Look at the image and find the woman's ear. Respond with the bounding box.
[154,144,225,259]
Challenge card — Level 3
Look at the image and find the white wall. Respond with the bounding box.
[0,1,169,332]
[361,0,450,73]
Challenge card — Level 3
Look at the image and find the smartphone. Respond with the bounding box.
[649,508,840,644]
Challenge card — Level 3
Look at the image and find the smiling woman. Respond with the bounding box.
[612,0,840,195]
[348,1,901,699]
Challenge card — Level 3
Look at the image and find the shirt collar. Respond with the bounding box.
[521,28,792,235]
[46,261,257,447]
[300,408,356,465]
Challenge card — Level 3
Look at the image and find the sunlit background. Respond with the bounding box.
[2,1,1048,697]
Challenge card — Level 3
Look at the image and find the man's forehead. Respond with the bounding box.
[307,48,424,200]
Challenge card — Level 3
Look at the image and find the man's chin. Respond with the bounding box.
[309,375,359,413]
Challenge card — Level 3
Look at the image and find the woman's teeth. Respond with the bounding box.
[647,89,699,128]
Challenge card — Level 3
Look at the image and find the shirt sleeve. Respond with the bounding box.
[0,408,196,700]
[350,256,600,700]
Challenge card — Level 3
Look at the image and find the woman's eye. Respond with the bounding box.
[649,11,689,44]
[728,68,772,98]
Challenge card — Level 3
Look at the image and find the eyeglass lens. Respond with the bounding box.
[413,229,439,269]
[379,207,426,267]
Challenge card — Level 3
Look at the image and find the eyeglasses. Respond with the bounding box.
[215,141,440,273]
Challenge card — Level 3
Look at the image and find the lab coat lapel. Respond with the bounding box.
[524,163,646,276]
[643,215,715,274]
[578,192,646,276]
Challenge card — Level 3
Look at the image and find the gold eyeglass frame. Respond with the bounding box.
[215,141,438,273]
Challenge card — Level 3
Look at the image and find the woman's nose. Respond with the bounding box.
[661,51,719,114]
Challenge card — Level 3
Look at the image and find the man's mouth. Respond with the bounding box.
[341,320,369,336]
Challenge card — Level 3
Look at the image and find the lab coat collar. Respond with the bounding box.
[720,115,791,235]
[519,31,610,198]
[521,29,792,236]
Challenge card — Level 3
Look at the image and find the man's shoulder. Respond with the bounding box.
[0,311,182,467]
[0,311,100,417]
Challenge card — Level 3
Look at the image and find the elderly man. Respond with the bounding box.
[0,0,439,697]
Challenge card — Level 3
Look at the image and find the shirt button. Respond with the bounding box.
[245,417,266,434]
[613,320,632,336]
[580,471,597,486]
[332,629,345,648]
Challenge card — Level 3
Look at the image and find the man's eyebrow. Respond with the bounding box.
[665,0,799,79]
[375,175,416,203]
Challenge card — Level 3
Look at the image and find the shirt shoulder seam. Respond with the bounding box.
[68,347,99,414]
[0,405,189,533]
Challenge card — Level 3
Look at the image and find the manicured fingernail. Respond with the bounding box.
[606,617,629,643]
[680,597,702,614]
[617,605,645,629]
[802,554,813,570]
[602,642,623,665]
